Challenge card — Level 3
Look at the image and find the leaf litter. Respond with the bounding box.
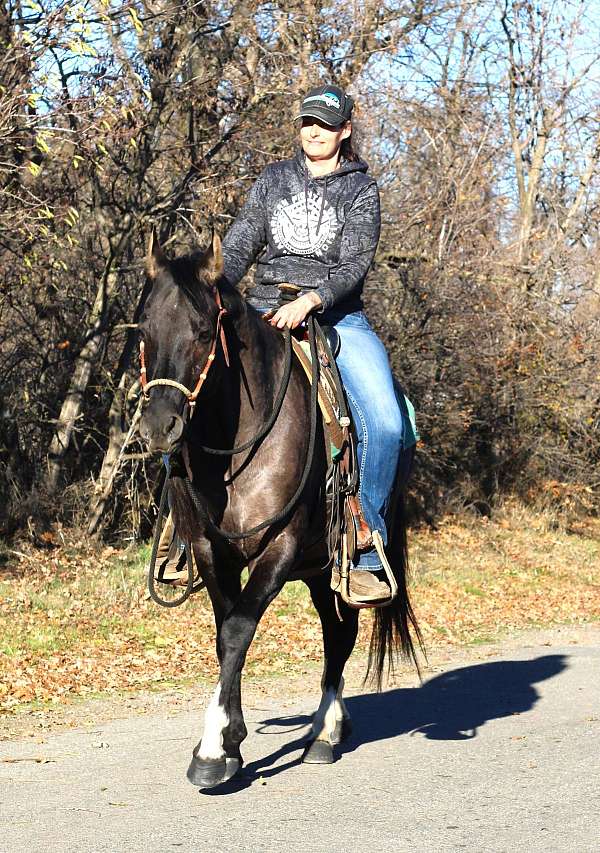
[1,500,599,715]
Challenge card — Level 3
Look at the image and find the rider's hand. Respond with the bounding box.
[267,292,323,330]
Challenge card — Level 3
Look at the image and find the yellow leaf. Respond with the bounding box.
[36,134,51,154]
[129,8,143,34]
[27,161,41,177]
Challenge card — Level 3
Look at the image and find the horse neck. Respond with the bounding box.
[231,303,283,416]
[194,297,284,447]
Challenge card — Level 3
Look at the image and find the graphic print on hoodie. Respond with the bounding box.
[221,149,381,315]
[270,189,337,256]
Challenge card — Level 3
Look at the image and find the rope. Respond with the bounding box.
[198,330,293,455]
[147,474,196,608]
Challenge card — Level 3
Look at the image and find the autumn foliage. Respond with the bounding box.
[1,1,600,539]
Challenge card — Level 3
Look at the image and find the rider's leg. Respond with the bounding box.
[333,311,404,578]
[154,454,197,582]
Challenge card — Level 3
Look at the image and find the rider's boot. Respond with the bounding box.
[348,566,391,602]
[343,497,393,604]
[154,512,197,584]
[349,498,390,600]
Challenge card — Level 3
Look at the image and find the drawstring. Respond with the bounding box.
[304,166,310,236]
[316,175,328,236]
[303,157,329,239]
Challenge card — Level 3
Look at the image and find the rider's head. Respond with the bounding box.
[296,84,358,163]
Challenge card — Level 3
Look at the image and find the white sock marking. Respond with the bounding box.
[335,676,349,724]
[312,687,338,741]
[198,683,229,760]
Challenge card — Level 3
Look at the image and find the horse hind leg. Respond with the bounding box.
[304,686,338,764]
[330,677,353,745]
[304,676,353,763]
[303,576,358,765]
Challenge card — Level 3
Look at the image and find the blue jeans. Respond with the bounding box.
[328,311,404,571]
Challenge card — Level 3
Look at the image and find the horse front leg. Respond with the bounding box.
[187,544,294,788]
[303,573,359,764]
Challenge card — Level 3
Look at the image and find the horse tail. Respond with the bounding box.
[366,454,423,690]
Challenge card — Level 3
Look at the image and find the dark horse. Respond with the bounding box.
[138,232,419,789]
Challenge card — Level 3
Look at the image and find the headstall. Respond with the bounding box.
[139,286,230,414]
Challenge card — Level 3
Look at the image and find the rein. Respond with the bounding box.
[185,315,320,542]
[139,287,293,455]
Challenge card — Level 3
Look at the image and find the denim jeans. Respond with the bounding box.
[326,310,404,571]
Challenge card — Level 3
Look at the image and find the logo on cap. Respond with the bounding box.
[304,92,341,110]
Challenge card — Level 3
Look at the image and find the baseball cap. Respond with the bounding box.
[295,83,354,128]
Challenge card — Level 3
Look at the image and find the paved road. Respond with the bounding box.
[1,633,599,853]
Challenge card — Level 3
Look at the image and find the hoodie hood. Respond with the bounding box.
[293,147,369,179]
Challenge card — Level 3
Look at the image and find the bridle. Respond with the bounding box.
[139,286,229,415]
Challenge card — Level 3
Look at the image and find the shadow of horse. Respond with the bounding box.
[199,654,567,795]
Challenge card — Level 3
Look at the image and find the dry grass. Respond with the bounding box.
[1,500,599,713]
[411,500,600,645]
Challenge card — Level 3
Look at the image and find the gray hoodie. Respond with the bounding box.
[222,149,381,315]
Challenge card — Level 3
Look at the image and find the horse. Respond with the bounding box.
[138,231,420,788]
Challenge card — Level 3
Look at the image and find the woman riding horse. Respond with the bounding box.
[139,83,419,789]
[220,82,407,602]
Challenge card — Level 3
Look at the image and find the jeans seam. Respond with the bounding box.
[346,388,368,512]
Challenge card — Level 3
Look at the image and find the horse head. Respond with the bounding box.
[138,229,225,454]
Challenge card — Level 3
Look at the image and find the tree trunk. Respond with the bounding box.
[86,377,143,536]
[44,231,130,492]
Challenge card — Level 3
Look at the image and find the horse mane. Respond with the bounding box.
[166,252,249,324]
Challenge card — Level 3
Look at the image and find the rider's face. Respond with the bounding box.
[300,117,351,161]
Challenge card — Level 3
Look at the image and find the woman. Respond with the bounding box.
[220,83,409,602]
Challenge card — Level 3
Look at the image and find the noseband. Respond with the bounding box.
[139,286,229,414]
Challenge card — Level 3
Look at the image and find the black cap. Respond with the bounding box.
[295,83,354,128]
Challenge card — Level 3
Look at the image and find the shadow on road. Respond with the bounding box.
[200,654,566,796]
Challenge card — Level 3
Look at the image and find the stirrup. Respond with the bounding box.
[153,547,204,591]
[331,530,397,609]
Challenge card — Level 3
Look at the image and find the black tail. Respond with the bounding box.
[366,455,424,690]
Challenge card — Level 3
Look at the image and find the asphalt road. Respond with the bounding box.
[1,630,599,853]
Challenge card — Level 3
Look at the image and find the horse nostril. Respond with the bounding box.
[167,414,184,444]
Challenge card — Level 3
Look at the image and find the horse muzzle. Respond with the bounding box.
[139,408,185,454]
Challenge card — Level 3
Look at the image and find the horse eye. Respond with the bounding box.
[195,326,212,343]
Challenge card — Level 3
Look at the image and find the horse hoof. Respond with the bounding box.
[187,754,243,788]
[331,717,353,745]
[186,755,227,788]
[223,756,242,783]
[302,739,334,765]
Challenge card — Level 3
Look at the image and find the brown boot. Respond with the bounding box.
[154,512,198,585]
[348,569,391,603]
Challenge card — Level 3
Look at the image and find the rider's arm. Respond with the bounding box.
[314,181,381,312]
[221,171,269,287]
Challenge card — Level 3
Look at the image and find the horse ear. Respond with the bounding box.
[146,227,167,279]
[197,230,223,284]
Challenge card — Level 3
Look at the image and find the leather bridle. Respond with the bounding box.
[139,286,229,415]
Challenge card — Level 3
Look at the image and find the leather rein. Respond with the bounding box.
[139,286,294,457]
